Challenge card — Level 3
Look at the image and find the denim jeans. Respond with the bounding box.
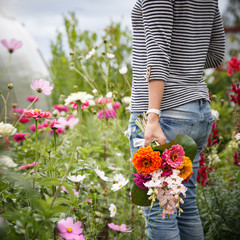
[128,99,213,240]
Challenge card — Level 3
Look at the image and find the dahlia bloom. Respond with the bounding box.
[13,133,29,142]
[132,146,162,175]
[31,79,53,95]
[57,217,84,240]
[161,144,185,168]
[133,173,152,190]
[0,122,17,137]
[19,161,38,170]
[27,96,39,103]
[108,223,132,232]
[1,39,23,53]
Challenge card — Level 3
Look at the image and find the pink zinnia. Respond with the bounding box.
[95,98,111,104]
[49,128,66,135]
[42,119,59,129]
[19,161,38,170]
[1,39,23,53]
[31,79,53,95]
[11,108,30,123]
[13,133,29,142]
[24,109,52,120]
[54,104,68,112]
[55,117,79,130]
[160,161,173,177]
[27,96,39,103]
[108,223,132,232]
[81,101,89,110]
[162,144,185,168]
[29,123,43,132]
[57,217,85,240]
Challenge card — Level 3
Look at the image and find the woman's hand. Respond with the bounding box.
[144,113,166,147]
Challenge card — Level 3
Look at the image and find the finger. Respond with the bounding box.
[144,137,151,147]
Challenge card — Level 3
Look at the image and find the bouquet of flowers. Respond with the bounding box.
[130,114,197,220]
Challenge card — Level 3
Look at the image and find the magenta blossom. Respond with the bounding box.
[10,108,30,124]
[29,123,43,132]
[31,79,53,95]
[160,161,173,177]
[108,223,132,232]
[162,144,185,168]
[54,104,68,112]
[97,109,117,119]
[27,96,39,103]
[55,117,79,130]
[49,128,66,135]
[95,98,111,104]
[81,101,89,110]
[24,109,52,120]
[13,133,29,142]
[1,39,23,53]
[19,161,38,170]
[57,217,85,240]
[61,186,79,196]
[42,119,59,129]
[112,101,121,110]
[133,173,152,190]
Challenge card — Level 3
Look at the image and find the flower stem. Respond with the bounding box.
[53,128,57,153]
[0,55,11,80]
[147,206,161,240]
[33,119,38,189]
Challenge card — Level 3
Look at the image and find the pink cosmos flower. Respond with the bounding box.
[108,223,132,232]
[49,128,66,135]
[1,39,23,53]
[13,133,29,142]
[57,217,85,240]
[31,79,53,95]
[19,161,38,170]
[161,144,185,168]
[61,186,79,196]
[55,117,79,130]
[24,109,52,120]
[29,123,43,132]
[54,104,68,112]
[27,96,39,103]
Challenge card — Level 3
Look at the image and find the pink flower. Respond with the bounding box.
[227,56,240,76]
[1,39,23,53]
[13,133,29,142]
[19,161,38,170]
[55,117,79,130]
[29,123,43,132]
[81,101,89,110]
[24,109,52,120]
[133,173,152,190]
[42,119,59,129]
[160,161,173,177]
[27,96,39,103]
[108,223,132,232]
[162,144,185,168]
[10,108,30,124]
[95,98,111,104]
[49,128,66,135]
[61,186,79,196]
[31,79,53,95]
[97,109,117,119]
[112,102,121,110]
[87,199,92,204]
[57,217,85,240]
[54,104,68,112]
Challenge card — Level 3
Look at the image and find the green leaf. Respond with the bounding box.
[236,170,240,184]
[131,134,197,206]
[38,177,61,186]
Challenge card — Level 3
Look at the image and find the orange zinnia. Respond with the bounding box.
[177,156,193,180]
[132,146,162,175]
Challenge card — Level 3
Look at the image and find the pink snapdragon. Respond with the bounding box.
[57,217,85,240]
[27,96,39,103]
[1,39,23,53]
[97,109,117,119]
[108,223,132,232]
[31,79,53,95]
[112,101,121,110]
[24,109,52,120]
[19,161,38,170]
[13,133,29,142]
[162,144,185,168]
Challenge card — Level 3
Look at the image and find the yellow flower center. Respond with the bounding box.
[119,184,123,188]
[113,208,116,212]
[171,153,178,162]
[67,227,72,233]
[162,164,171,172]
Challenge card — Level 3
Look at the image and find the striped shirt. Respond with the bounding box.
[129,0,225,112]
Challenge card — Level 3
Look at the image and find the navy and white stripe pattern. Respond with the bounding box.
[130,0,225,112]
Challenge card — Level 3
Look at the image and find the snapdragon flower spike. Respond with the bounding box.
[31,79,53,95]
[227,56,240,76]
[1,39,23,53]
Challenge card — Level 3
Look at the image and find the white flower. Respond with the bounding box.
[111,179,129,192]
[211,109,219,121]
[86,48,96,60]
[119,66,128,75]
[88,99,96,106]
[0,122,17,137]
[68,175,86,183]
[107,53,115,59]
[109,203,117,217]
[122,96,131,105]
[106,92,113,98]
[95,166,108,181]
[235,133,240,141]
[114,174,125,182]
[65,92,93,105]
[0,156,17,168]
[92,89,98,94]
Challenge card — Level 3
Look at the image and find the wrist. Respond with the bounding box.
[147,112,160,123]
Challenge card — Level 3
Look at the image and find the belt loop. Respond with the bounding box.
[200,99,203,109]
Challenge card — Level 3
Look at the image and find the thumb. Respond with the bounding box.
[144,136,151,147]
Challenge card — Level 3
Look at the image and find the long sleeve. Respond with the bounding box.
[205,7,225,69]
[141,0,174,82]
